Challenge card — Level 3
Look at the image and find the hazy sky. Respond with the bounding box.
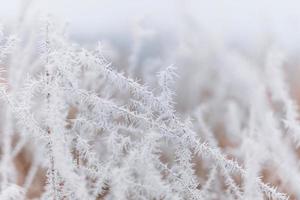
[1,0,300,50]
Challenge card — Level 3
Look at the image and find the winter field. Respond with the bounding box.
[1,0,300,199]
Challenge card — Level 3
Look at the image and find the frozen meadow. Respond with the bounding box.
[1,1,300,199]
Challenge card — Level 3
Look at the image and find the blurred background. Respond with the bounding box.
[1,0,300,113]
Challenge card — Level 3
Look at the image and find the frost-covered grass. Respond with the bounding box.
[1,16,300,200]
